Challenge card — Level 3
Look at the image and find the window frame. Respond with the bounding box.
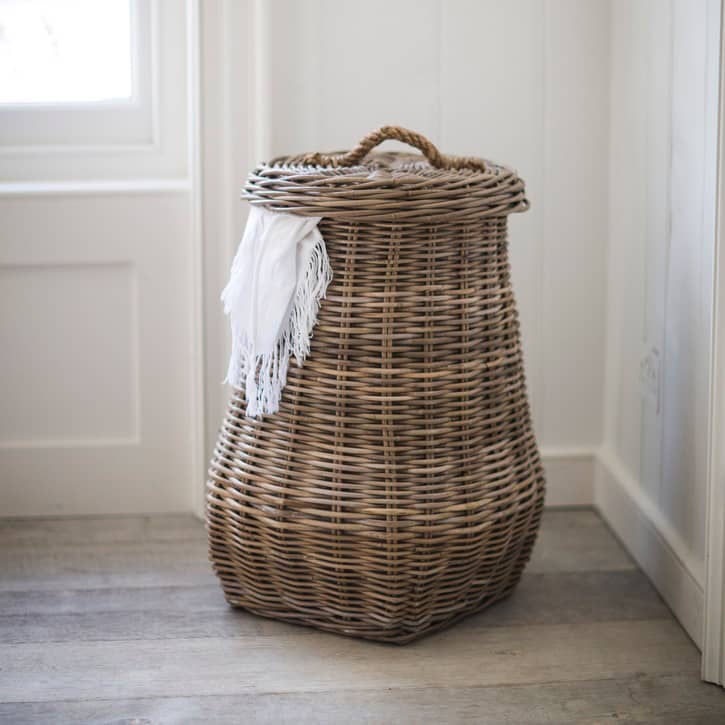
[0,0,188,182]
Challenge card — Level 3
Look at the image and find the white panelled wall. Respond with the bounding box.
[597,0,720,650]
[0,0,203,516]
[253,0,611,505]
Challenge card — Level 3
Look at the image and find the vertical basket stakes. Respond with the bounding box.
[207,127,545,643]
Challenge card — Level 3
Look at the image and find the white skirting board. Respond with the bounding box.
[594,447,704,649]
[539,448,596,507]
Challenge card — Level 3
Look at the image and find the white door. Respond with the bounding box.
[0,0,202,516]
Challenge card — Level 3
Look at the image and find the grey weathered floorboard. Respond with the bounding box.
[0,583,226,617]
[0,539,215,592]
[0,620,701,702]
[0,570,669,644]
[527,509,635,573]
[0,514,212,592]
[0,514,207,548]
[0,510,634,595]
[2,674,725,725]
[1,509,723,724]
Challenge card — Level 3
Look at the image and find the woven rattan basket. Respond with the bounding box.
[207,126,546,643]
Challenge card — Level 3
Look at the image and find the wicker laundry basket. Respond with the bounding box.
[207,126,546,643]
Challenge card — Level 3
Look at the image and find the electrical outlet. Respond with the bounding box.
[639,345,661,413]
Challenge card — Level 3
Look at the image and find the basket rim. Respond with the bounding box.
[244,150,529,224]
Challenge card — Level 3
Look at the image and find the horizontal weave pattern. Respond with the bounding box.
[207,128,545,643]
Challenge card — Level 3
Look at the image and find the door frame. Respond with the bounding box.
[195,0,258,517]
[704,0,725,686]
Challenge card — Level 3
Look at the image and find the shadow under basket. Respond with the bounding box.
[206,126,546,643]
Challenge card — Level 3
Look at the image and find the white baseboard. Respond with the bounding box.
[540,447,596,506]
[594,446,704,649]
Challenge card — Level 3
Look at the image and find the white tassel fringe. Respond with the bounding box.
[223,232,332,417]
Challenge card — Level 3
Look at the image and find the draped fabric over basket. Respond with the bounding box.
[207,126,546,644]
[221,206,330,417]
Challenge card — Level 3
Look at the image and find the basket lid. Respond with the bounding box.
[244,126,529,224]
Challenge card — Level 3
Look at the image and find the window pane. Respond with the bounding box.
[0,0,133,104]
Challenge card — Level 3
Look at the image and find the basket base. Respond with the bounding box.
[208,526,539,644]
[219,581,520,645]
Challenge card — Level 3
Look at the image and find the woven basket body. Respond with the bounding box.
[207,127,546,643]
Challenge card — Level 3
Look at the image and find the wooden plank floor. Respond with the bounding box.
[1,509,724,724]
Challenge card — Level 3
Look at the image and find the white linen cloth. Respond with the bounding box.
[221,206,332,417]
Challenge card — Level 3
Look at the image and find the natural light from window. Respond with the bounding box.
[0,0,133,105]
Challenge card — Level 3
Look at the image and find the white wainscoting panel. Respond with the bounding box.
[601,0,719,651]
[0,262,138,447]
[0,192,197,516]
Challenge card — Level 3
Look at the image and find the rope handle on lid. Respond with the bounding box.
[301,126,489,172]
